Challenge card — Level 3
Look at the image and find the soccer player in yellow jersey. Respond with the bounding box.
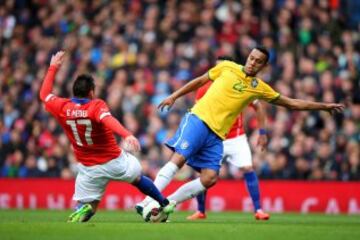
[136,46,344,219]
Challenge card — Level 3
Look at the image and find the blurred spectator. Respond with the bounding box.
[0,0,359,181]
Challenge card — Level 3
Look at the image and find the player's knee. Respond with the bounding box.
[200,174,218,188]
[170,153,186,168]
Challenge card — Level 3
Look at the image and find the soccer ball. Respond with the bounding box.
[142,200,168,223]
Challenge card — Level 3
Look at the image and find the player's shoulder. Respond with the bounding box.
[88,99,111,121]
[217,60,241,69]
[88,98,109,112]
[221,62,245,77]
[87,98,107,108]
[253,77,278,94]
[45,94,69,104]
[255,77,270,86]
[91,98,106,104]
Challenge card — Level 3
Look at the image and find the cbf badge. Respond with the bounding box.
[251,78,258,88]
[180,141,189,150]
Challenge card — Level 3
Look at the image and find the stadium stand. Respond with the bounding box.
[0,0,359,180]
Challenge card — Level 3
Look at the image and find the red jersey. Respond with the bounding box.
[44,95,121,166]
[195,82,245,139]
[40,66,132,166]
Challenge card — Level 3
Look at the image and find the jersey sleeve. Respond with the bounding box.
[208,61,228,81]
[44,95,68,116]
[93,100,112,123]
[258,81,281,102]
[94,99,132,138]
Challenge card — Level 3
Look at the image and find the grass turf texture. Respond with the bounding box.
[0,210,359,240]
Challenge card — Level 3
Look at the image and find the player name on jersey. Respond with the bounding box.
[66,109,88,118]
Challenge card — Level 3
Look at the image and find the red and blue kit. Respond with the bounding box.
[41,66,131,166]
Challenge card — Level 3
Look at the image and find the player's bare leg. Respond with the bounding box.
[241,166,270,220]
[68,201,99,223]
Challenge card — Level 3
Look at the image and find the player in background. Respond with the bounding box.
[39,51,175,222]
[187,58,269,220]
[136,46,344,220]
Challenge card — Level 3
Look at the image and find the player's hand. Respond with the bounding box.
[123,135,141,153]
[158,96,176,111]
[257,134,268,152]
[50,51,66,68]
[324,103,345,115]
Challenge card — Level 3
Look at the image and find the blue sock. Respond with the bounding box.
[197,190,207,214]
[134,175,168,207]
[244,171,261,212]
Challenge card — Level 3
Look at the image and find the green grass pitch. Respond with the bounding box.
[0,210,359,240]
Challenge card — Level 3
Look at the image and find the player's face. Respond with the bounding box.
[244,49,267,76]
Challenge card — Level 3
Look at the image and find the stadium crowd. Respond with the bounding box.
[0,0,359,181]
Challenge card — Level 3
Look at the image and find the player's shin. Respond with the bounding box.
[167,178,206,204]
[133,175,169,207]
[197,190,207,213]
[141,161,179,205]
[244,171,261,211]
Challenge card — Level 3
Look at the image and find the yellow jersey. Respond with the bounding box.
[191,60,280,139]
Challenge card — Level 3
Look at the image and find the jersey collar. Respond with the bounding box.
[241,66,257,81]
[241,66,251,78]
[71,97,91,104]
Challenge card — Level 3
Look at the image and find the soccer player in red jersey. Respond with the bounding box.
[187,65,270,220]
[40,51,175,222]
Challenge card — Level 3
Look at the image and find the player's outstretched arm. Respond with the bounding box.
[272,95,344,114]
[253,101,268,151]
[158,73,210,111]
[39,51,65,101]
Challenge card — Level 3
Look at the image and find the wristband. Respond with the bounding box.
[259,128,267,135]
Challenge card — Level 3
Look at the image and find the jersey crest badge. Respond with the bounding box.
[251,78,258,88]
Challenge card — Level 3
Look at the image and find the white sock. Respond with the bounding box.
[141,161,179,205]
[167,178,206,204]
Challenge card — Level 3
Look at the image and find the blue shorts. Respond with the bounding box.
[165,113,223,172]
